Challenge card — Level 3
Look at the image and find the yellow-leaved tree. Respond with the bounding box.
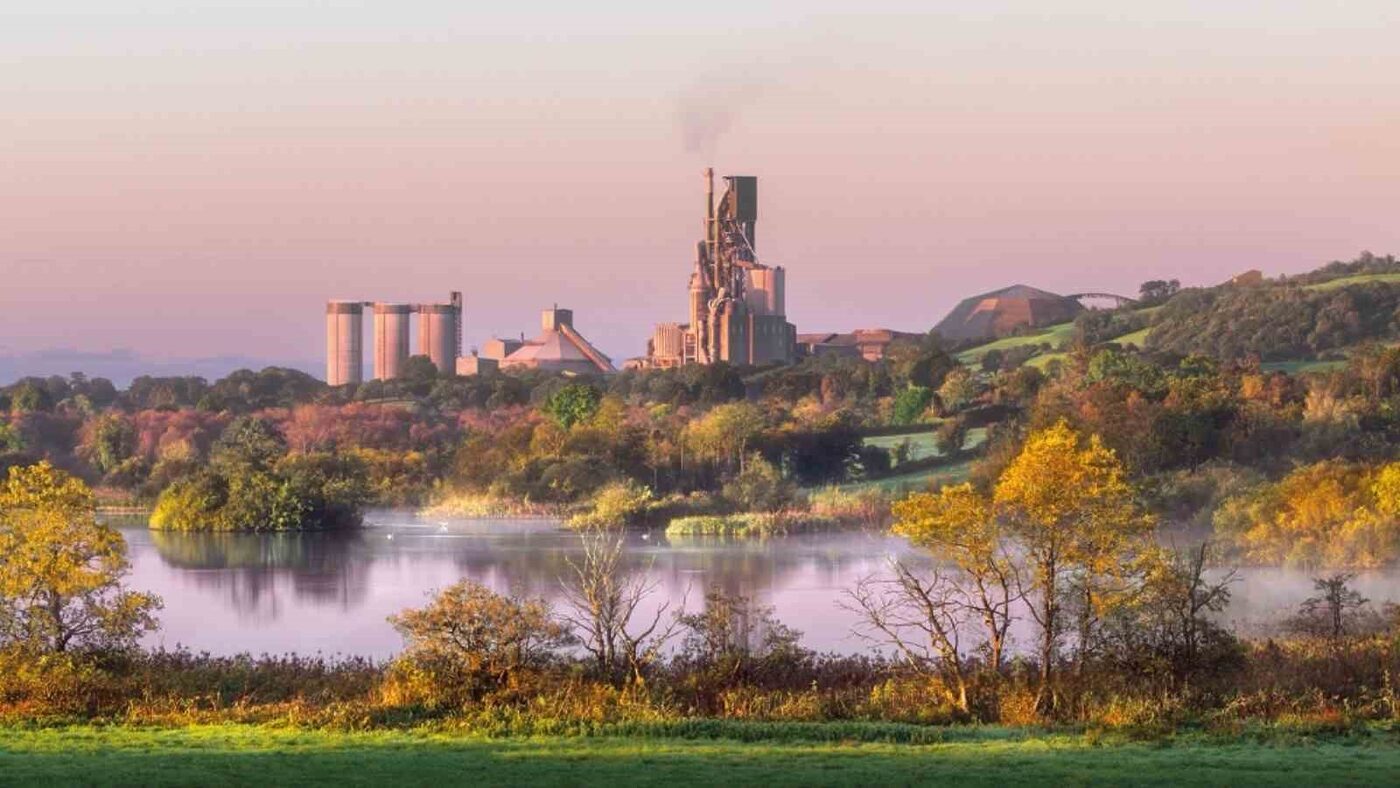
[0,462,161,654]
[892,482,1018,674]
[993,421,1153,714]
[887,421,1152,717]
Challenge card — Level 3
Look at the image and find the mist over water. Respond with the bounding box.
[118,512,1400,659]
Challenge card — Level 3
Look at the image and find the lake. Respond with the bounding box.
[116,511,1400,659]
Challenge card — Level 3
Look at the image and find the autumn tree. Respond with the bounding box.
[81,413,137,476]
[684,402,766,475]
[891,483,1021,673]
[993,421,1153,715]
[0,462,161,654]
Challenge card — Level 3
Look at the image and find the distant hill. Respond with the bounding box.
[1142,253,1400,362]
[0,348,319,388]
[947,253,1400,371]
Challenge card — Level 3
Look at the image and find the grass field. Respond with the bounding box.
[1304,272,1400,291]
[956,307,1156,369]
[862,426,987,463]
[1,723,1396,786]
[1112,326,1151,347]
[1260,358,1349,374]
[954,321,1076,364]
[834,455,976,494]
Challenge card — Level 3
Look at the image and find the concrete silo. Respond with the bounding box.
[325,300,363,386]
[745,266,785,317]
[418,291,462,375]
[373,303,413,380]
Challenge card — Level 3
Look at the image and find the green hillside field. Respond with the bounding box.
[954,322,1075,365]
[1303,272,1400,291]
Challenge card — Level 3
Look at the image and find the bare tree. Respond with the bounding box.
[844,562,973,714]
[1287,573,1372,643]
[558,528,681,685]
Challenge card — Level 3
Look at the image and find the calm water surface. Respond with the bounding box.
[116,512,1400,658]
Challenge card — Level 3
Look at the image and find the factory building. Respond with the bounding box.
[482,307,615,376]
[323,291,463,385]
[641,169,796,368]
[797,329,926,362]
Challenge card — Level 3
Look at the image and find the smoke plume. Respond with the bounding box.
[675,78,764,154]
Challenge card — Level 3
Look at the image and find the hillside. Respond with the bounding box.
[954,254,1400,371]
[1146,278,1400,362]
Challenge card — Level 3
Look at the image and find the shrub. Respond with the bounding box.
[934,418,968,456]
[806,487,892,528]
[722,455,795,513]
[665,512,839,537]
[570,480,655,529]
[891,386,933,426]
[675,592,811,709]
[388,580,574,702]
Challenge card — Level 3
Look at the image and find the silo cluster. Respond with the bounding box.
[323,291,462,385]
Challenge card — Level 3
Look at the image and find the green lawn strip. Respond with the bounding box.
[1,723,1397,787]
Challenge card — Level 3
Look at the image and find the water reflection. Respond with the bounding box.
[144,529,372,617]
[114,512,1400,659]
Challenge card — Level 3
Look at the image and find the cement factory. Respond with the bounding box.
[324,168,1109,385]
[324,169,793,385]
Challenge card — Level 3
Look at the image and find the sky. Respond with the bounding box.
[3,1,1399,382]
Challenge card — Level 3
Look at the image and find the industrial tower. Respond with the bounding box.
[646,169,795,367]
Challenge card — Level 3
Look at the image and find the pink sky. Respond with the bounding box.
[3,2,1399,374]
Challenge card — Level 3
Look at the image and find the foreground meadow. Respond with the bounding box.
[2,723,1398,787]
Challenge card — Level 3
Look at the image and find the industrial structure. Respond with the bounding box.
[641,169,796,368]
[797,329,926,361]
[325,301,364,386]
[481,307,615,375]
[324,292,462,385]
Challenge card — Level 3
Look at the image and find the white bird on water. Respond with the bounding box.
[386,533,394,541]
